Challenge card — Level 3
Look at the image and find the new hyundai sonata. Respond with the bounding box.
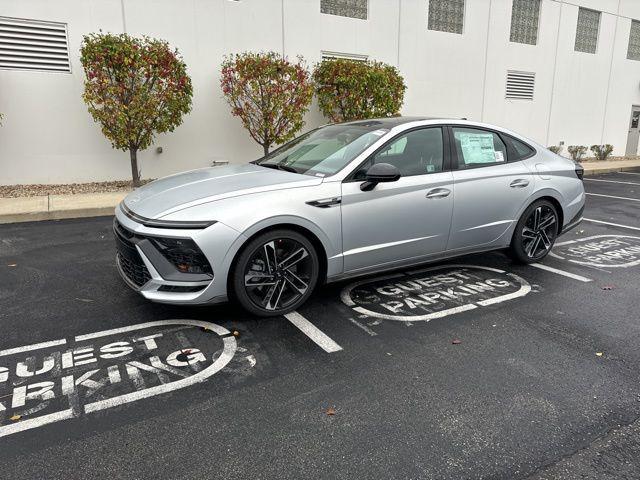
[114,117,585,316]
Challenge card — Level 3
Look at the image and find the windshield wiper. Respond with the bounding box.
[259,163,299,174]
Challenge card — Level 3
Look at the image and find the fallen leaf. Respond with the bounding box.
[7,264,17,267]
[232,330,240,337]
[10,415,21,421]
[326,407,336,416]
[596,352,603,357]
[452,339,462,345]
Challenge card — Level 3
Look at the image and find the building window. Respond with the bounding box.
[320,0,368,20]
[428,0,465,35]
[0,17,70,73]
[627,20,640,61]
[506,70,535,100]
[575,7,600,54]
[509,0,541,45]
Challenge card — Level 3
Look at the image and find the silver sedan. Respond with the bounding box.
[114,117,585,316]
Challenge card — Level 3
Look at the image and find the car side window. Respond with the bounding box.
[369,128,444,178]
[506,135,536,161]
[452,127,508,169]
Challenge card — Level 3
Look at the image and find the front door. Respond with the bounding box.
[625,106,640,156]
[340,127,454,272]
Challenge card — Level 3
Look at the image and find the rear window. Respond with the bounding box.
[506,136,536,161]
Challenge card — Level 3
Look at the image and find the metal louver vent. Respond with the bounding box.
[505,70,535,100]
[0,17,70,73]
[321,51,368,62]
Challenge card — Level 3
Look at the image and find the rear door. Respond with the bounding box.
[447,126,536,251]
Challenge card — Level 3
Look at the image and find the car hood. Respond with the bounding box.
[122,163,322,219]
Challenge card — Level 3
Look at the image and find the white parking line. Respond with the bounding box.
[584,218,640,232]
[619,171,640,176]
[585,193,640,202]
[348,317,378,336]
[284,311,343,353]
[530,263,592,282]
[584,178,640,186]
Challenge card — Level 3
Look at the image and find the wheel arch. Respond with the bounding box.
[528,193,565,232]
[225,217,332,295]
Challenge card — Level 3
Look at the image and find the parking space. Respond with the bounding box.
[1,174,640,479]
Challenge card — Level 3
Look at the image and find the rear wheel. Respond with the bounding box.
[232,229,319,317]
[509,200,559,263]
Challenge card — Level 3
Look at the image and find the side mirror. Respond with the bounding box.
[360,163,401,191]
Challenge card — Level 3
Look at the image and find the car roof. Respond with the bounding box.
[332,117,543,150]
[340,116,445,128]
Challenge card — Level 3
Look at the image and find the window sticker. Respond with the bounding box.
[494,151,505,162]
[457,132,497,164]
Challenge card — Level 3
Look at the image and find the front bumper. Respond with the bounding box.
[113,204,242,305]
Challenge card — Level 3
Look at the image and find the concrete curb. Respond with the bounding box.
[0,207,117,224]
[583,165,640,176]
[0,191,126,225]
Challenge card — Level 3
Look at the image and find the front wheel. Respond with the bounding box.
[509,200,559,263]
[231,230,319,317]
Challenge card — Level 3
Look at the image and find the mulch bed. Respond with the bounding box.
[0,180,153,198]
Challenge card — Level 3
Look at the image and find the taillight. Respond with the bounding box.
[574,162,584,180]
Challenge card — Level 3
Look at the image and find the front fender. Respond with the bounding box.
[223,214,343,280]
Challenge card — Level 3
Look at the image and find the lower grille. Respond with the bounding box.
[117,253,151,287]
[114,220,151,287]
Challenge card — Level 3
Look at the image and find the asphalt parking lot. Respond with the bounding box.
[1,169,640,480]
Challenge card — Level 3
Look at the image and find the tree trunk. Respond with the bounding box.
[262,143,270,157]
[129,147,141,187]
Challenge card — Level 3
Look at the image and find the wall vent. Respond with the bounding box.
[505,70,535,100]
[321,51,368,62]
[0,17,70,73]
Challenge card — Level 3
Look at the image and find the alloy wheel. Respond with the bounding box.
[521,205,558,259]
[243,238,314,311]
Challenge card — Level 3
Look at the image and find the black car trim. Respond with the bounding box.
[136,239,213,283]
[121,203,216,229]
[559,205,585,235]
[306,197,342,208]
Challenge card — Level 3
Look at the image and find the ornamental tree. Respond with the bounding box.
[80,33,193,186]
[220,52,314,156]
[313,58,406,123]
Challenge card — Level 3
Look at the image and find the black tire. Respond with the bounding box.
[509,199,559,264]
[231,229,320,317]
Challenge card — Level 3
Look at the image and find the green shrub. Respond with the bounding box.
[590,144,614,161]
[548,145,562,155]
[220,52,314,156]
[313,58,406,122]
[80,33,192,186]
[567,145,588,162]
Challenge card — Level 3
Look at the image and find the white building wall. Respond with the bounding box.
[0,0,640,185]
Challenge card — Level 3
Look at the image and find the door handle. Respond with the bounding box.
[510,179,530,188]
[425,188,451,199]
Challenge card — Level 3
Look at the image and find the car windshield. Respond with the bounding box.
[255,124,390,177]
